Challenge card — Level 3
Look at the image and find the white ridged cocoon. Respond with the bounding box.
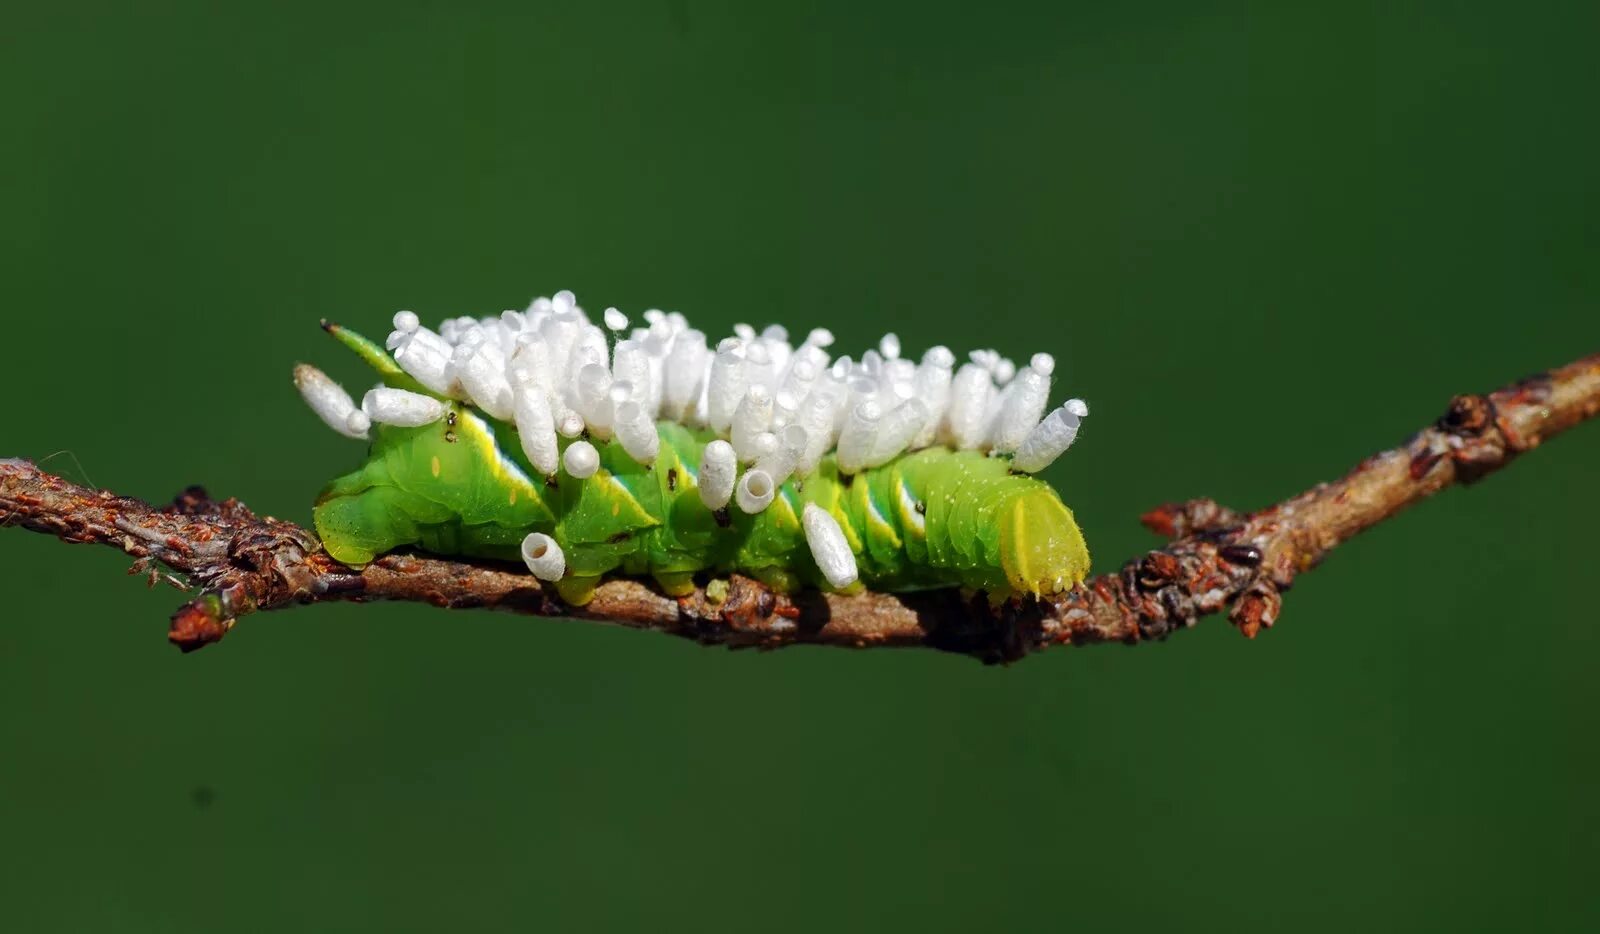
[345,410,371,438]
[802,503,858,588]
[835,399,883,475]
[450,342,514,419]
[568,326,609,377]
[911,346,955,448]
[946,363,994,450]
[756,333,790,385]
[743,340,774,394]
[987,365,1050,454]
[612,339,652,412]
[1010,399,1088,473]
[520,532,565,581]
[744,430,778,463]
[392,328,457,397]
[698,440,737,510]
[362,387,447,427]
[513,387,560,477]
[563,440,600,479]
[795,392,840,477]
[735,468,777,514]
[661,329,709,421]
[881,358,916,400]
[515,342,581,443]
[294,364,368,439]
[779,357,820,403]
[329,289,1094,507]
[771,391,800,430]
[573,363,615,439]
[509,333,554,394]
[613,401,660,464]
[805,327,835,348]
[867,398,930,467]
[730,384,774,462]
[755,425,807,487]
[706,340,748,433]
[537,314,578,385]
[556,411,586,438]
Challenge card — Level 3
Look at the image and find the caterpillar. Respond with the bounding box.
[295,291,1092,606]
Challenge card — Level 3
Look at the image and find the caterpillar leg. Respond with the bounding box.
[747,565,804,593]
[552,574,601,606]
[651,570,698,597]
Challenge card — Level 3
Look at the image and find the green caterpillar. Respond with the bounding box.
[297,299,1092,605]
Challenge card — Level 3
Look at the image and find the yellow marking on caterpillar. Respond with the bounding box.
[456,407,542,509]
[767,485,801,528]
[851,472,900,550]
[430,455,441,478]
[896,476,925,536]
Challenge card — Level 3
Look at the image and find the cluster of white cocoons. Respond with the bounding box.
[299,290,1091,588]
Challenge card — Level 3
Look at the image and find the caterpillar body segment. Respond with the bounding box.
[313,406,1089,604]
[300,300,1094,605]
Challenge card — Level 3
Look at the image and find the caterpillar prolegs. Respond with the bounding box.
[297,293,1092,605]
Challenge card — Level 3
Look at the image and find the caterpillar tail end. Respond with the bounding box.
[998,492,1091,599]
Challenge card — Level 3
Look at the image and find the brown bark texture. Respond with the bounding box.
[2,353,1596,662]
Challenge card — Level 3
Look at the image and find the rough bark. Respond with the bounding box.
[2,353,1596,662]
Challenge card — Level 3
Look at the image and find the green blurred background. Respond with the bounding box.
[4,2,1598,931]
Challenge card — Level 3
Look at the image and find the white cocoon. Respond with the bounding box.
[802,503,858,588]
[513,387,560,477]
[613,401,660,465]
[661,329,709,422]
[730,385,774,461]
[392,328,458,397]
[946,363,994,450]
[563,440,600,479]
[294,364,367,439]
[706,341,748,433]
[735,468,776,514]
[987,366,1050,454]
[1010,401,1087,473]
[450,343,514,419]
[520,532,565,581]
[697,440,737,510]
[362,387,447,427]
[835,399,883,475]
[868,398,930,467]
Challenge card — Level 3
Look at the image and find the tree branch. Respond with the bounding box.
[3,353,1597,662]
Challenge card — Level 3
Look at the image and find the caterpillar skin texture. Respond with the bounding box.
[315,418,1089,607]
[311,325,1090,605]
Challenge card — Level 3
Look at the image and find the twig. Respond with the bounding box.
[2,353,1596,662]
